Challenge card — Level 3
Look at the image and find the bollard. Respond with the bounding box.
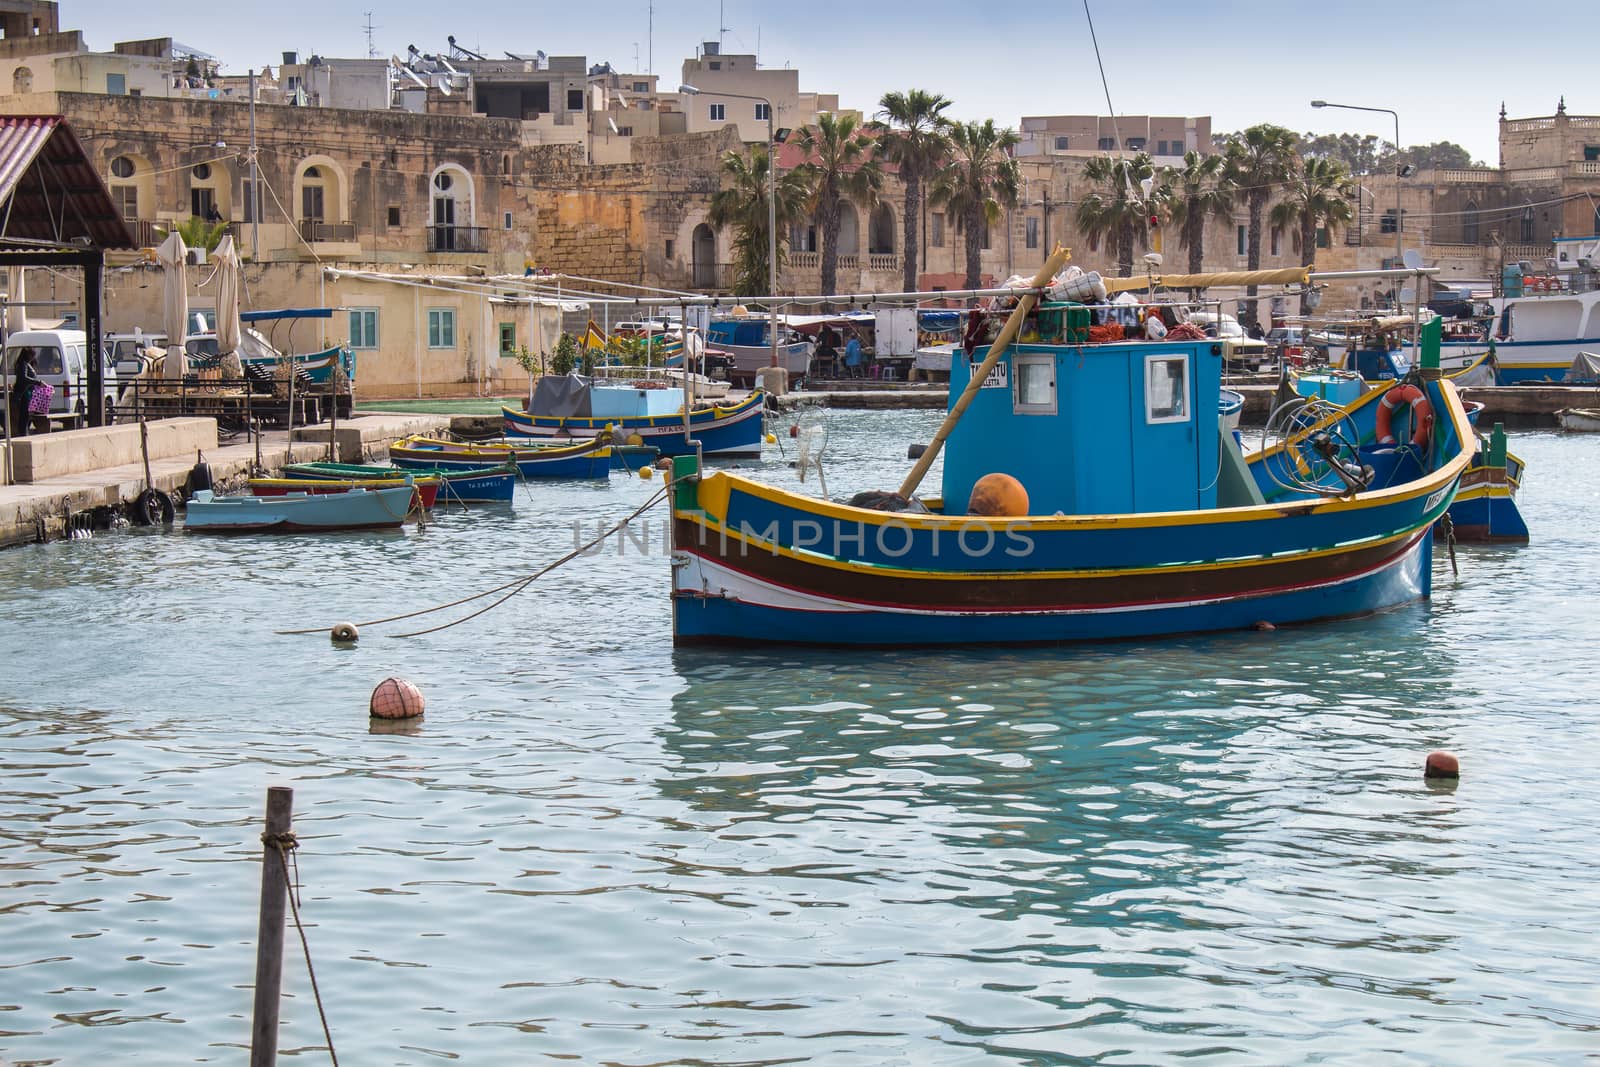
[250,786,293,1067]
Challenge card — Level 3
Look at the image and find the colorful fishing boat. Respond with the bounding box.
[702,315,813,386]
[185,483,417,533]
[249,474,440,510]
[1446,417,1528,544]
[236,308,356,387]
[283,461,517,502]
[666,255,1474,646]
[503,376,765,458]
[390,435,612,479]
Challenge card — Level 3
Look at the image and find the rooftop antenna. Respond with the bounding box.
[719,0,726,53]
[633,41,640,71]
[363,11,380,58]
[648,0,654,74]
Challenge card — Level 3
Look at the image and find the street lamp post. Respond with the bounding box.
[682,83,780,370]
[1312,100,1403,279]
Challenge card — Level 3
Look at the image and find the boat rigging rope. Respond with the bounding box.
[275,485,670,637]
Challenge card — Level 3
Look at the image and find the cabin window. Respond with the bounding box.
[349,308,379,349]
[1144,354,1190,424]
[1012,354,1056,415]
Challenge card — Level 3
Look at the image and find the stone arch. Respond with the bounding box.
[836,206,859,256]
[294,155,349,235]
[188,158,232,221]
[1462,199,1480,245]
[428,162,476,250]
[691,221,718,288]
[868,203,895,255]
[105,151,155,229]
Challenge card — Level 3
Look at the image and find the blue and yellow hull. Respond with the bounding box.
[501,392,765,458]
[669,380,1473,646]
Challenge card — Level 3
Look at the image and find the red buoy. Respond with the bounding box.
[789,424,800,438]
[370,677,426,720]
[1424,750,1459,779]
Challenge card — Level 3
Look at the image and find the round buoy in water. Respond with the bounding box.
[789,424,800,438]
[639,465,655,480]
[764,433,777,444]
[331,621,360,644]
[1424,751,1460,779]
[370,677,425,720]
[967,473,1029,517]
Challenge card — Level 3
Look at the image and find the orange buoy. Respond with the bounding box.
[370,677,426,720]
[967,473,1029,517]
[789,423,800,438]
[1424,750,1459,779]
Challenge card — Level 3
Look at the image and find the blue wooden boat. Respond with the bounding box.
[666,271,1475,646]
[502,376,765,458]
[282,461,517,503]
[236,308,355,387]
[185,483,418,533]
[390,435,612,479]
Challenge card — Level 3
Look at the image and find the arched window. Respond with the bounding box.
[1462,200,1480,245]
[188,160,229,221]
[12,66,32,94]
[691,222,717,288]
[836,208,860,257]
[1519,206,1535,244]
[294,157,349,240]
[868,204,895,255]
[429,164,476,251]
[106,154,149,226]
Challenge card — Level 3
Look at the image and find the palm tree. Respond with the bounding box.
[707,146,814,297]
[1074,153,1157,278]
[1165,150,1234,276]
[928,119,1020,290]
[874,89,952,293]
[1223,123,1299,324]
[1271,155,1357,314]
[792,113,883,296]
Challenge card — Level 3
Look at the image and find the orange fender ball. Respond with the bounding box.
[370,677,426,720]
[967,473,1029,517]
[1424,750,1459,779]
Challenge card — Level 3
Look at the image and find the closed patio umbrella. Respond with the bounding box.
[156,231,189,380]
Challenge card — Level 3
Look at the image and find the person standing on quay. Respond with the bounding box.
[843,331,863,378]
[8,347,41,437]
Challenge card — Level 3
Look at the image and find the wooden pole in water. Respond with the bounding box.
[250,785,293,1067]
[897,246,1070,499]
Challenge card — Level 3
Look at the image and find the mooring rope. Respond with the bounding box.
[276,484,671,637]
[264,831,340,1066]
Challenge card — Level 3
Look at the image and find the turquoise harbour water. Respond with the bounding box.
[2,412,1598,1065]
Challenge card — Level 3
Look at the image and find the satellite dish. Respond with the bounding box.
[1402,249,1423,271]
[435,76,452,95]
[1139,176,1155,199]
[607,117,619,134]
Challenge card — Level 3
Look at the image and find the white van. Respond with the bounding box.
[3,329,119,426]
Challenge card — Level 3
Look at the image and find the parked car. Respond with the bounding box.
[3,329,119,426]
[1185,311,1273,372]
[1265,326,1306,366]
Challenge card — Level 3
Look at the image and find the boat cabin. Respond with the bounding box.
[941,331,1263,516]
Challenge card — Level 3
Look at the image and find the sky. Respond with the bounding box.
[66,0,1600,165]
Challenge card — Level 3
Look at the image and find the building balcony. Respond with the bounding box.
[298,219,357,243]
[866,252,900,273]
[790,251,819,270]
[426,225,489,253]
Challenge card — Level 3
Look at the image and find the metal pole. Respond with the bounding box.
[767,105,778,370]
[1392,110,1403,274]
[249,70,259,262]
[249,785,293,1067]
[84,251,105,426]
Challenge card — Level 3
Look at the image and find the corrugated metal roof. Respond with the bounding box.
[0,115,136,250]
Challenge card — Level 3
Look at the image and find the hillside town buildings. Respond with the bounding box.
[2,0,1597,394]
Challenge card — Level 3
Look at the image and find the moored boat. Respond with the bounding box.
[390,435,612,479]
[667,255,1475,646]
[249,474,440,510]
[503,376,765,458]
[703,315,813,386]
[185,483,418,533]
[1556,407,1600,432]
[282,461,518,502]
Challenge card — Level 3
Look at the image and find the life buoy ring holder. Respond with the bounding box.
[1375,384,1434,447]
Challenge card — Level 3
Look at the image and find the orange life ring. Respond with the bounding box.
[1375,383,1434,447]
